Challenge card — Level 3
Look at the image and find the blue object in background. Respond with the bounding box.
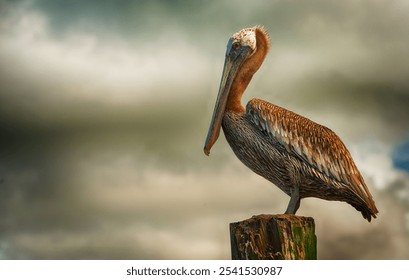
[393,139,409,173]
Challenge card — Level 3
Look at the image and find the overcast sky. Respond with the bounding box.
[0,0,409,259]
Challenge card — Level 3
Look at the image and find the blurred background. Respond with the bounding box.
[0,0,409,259]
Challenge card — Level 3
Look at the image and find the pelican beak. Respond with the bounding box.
[204,44,251,155]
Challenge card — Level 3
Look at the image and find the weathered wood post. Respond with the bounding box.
[230,214,317,260]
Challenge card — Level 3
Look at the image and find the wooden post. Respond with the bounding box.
[230,214,317,260]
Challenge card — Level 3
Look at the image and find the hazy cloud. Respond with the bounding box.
[1,0,409,259]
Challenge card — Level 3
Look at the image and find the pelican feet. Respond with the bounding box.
[284,186,300,214]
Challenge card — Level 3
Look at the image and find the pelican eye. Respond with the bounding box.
[232,42,240,50]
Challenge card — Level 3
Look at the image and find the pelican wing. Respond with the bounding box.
[246,98,375,208]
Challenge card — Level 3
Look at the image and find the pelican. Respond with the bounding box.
[204,26,378,221]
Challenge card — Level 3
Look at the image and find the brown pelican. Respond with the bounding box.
[204,26,378,221]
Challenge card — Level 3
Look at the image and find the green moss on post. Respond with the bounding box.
[230,214,317,260]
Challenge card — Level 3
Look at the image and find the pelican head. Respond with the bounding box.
[204,26,269,155]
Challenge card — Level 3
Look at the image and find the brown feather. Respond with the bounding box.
[246,98,378,219]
